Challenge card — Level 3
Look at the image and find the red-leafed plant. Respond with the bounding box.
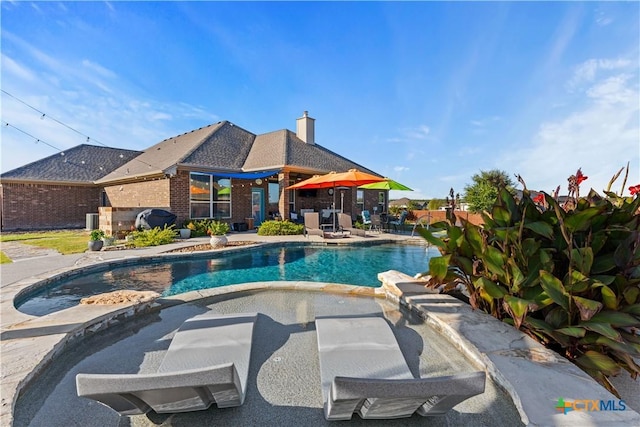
[420,165,640,397]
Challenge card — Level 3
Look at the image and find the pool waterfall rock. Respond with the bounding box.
[209,235,228,249]
[80,290,160,305]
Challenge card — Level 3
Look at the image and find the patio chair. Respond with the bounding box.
[370,214,382,233]
[338,213,366,237]
[361,210,372,229]
[76,312,258,415]
[304,212,324,238]
[315,316,485,421]
[389,210,408,233]
[290,212,303,224]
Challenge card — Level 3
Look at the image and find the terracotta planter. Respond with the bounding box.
[209,235,227,248]
[88,240,104,251]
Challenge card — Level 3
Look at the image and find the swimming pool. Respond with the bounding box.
[16,243,439,316]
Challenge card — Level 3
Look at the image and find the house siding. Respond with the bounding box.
[170,171,190,227]
[0,182,100,231]
[104,179,171,208]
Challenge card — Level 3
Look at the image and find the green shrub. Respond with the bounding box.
[257,220,304,235]
[207,220,230,236]
[183,219,217,237]
[420,169,640,397]
[131,225,176,247]
[89,229,105,241]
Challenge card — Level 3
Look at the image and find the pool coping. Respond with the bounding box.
[2,237,639,426]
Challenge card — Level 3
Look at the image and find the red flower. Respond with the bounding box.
[533,193,545,204]
[630,185,640,195]
[576,168,588,185]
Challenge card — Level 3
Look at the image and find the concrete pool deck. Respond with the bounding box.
[1,231,639,426]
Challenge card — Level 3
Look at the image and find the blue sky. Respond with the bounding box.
[2,1,639,199]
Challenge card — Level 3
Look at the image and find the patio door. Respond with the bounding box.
[251,188,265,226]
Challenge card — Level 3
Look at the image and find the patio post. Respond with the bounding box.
[278,171,290,220]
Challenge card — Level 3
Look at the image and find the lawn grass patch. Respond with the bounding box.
[0,230,90,255]
[0,251,12,264]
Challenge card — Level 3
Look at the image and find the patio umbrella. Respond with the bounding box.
[287,169,384,190]
[286,169,385,231]
[358,178,413,191]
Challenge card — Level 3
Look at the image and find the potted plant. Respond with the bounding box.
[179,221,193,239]
[88,229,105,251]
[102,234,116,246]
[207,220,230,248]
[125,225,137,242]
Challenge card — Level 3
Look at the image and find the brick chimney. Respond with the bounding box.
[296,110,315,144]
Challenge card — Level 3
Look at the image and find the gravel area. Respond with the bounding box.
[163,241,257,253]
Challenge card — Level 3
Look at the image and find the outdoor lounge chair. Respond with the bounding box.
[361,210,372,229]
[304,212,324,238]
[315,316,486,421]
[389,210,408,233]
[338,213,366,237]
[76,312,258,415]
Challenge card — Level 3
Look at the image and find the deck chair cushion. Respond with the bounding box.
[338,213,366,237]
[316,317,485,421]
[304,212,324,237]
[76,312,257,415]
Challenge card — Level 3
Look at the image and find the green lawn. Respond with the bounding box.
[0,230,90,260]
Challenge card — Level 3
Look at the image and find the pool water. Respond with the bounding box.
[16,243,439,316]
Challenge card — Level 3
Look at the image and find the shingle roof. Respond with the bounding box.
[244,129,378,175]
[0,145,141,183]
[6,117,381,185]
[96,122,227,183]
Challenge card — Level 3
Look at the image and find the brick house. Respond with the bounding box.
[0,145,141,231]
[1,112,387,233]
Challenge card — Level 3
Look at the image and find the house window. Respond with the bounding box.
[378,192,386,213]
[356,189,364,212]
[189,173,231,219]
[268,182,279,204]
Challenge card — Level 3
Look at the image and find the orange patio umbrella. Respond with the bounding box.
[286,169,385,231]
[286,169,384,190]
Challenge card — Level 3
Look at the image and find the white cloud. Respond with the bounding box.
[1,53,36,81]
[470,116,501,128]
[504,58,639,195]
[403,125,430,140]
[1,35,218,173]
[149,112,172,121]
[394,166,409,172]
[30,2,42,14]
[81,59,117,79]
[595,8,614,27]
[568,58,632,90]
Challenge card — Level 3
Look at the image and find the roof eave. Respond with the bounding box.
[0,178,98,186]
[95,170,167,185]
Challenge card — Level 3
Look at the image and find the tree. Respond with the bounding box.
[464,169,515,213]
[407,200,422,210]
[427,198,446,210]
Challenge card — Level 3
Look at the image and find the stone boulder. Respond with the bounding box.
[80,290,160,305]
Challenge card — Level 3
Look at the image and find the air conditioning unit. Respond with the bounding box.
[85,213,99,230]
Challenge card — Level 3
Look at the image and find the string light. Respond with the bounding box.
[2,121,63,152]
[1,90,159,171]
[2,89,108,147]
